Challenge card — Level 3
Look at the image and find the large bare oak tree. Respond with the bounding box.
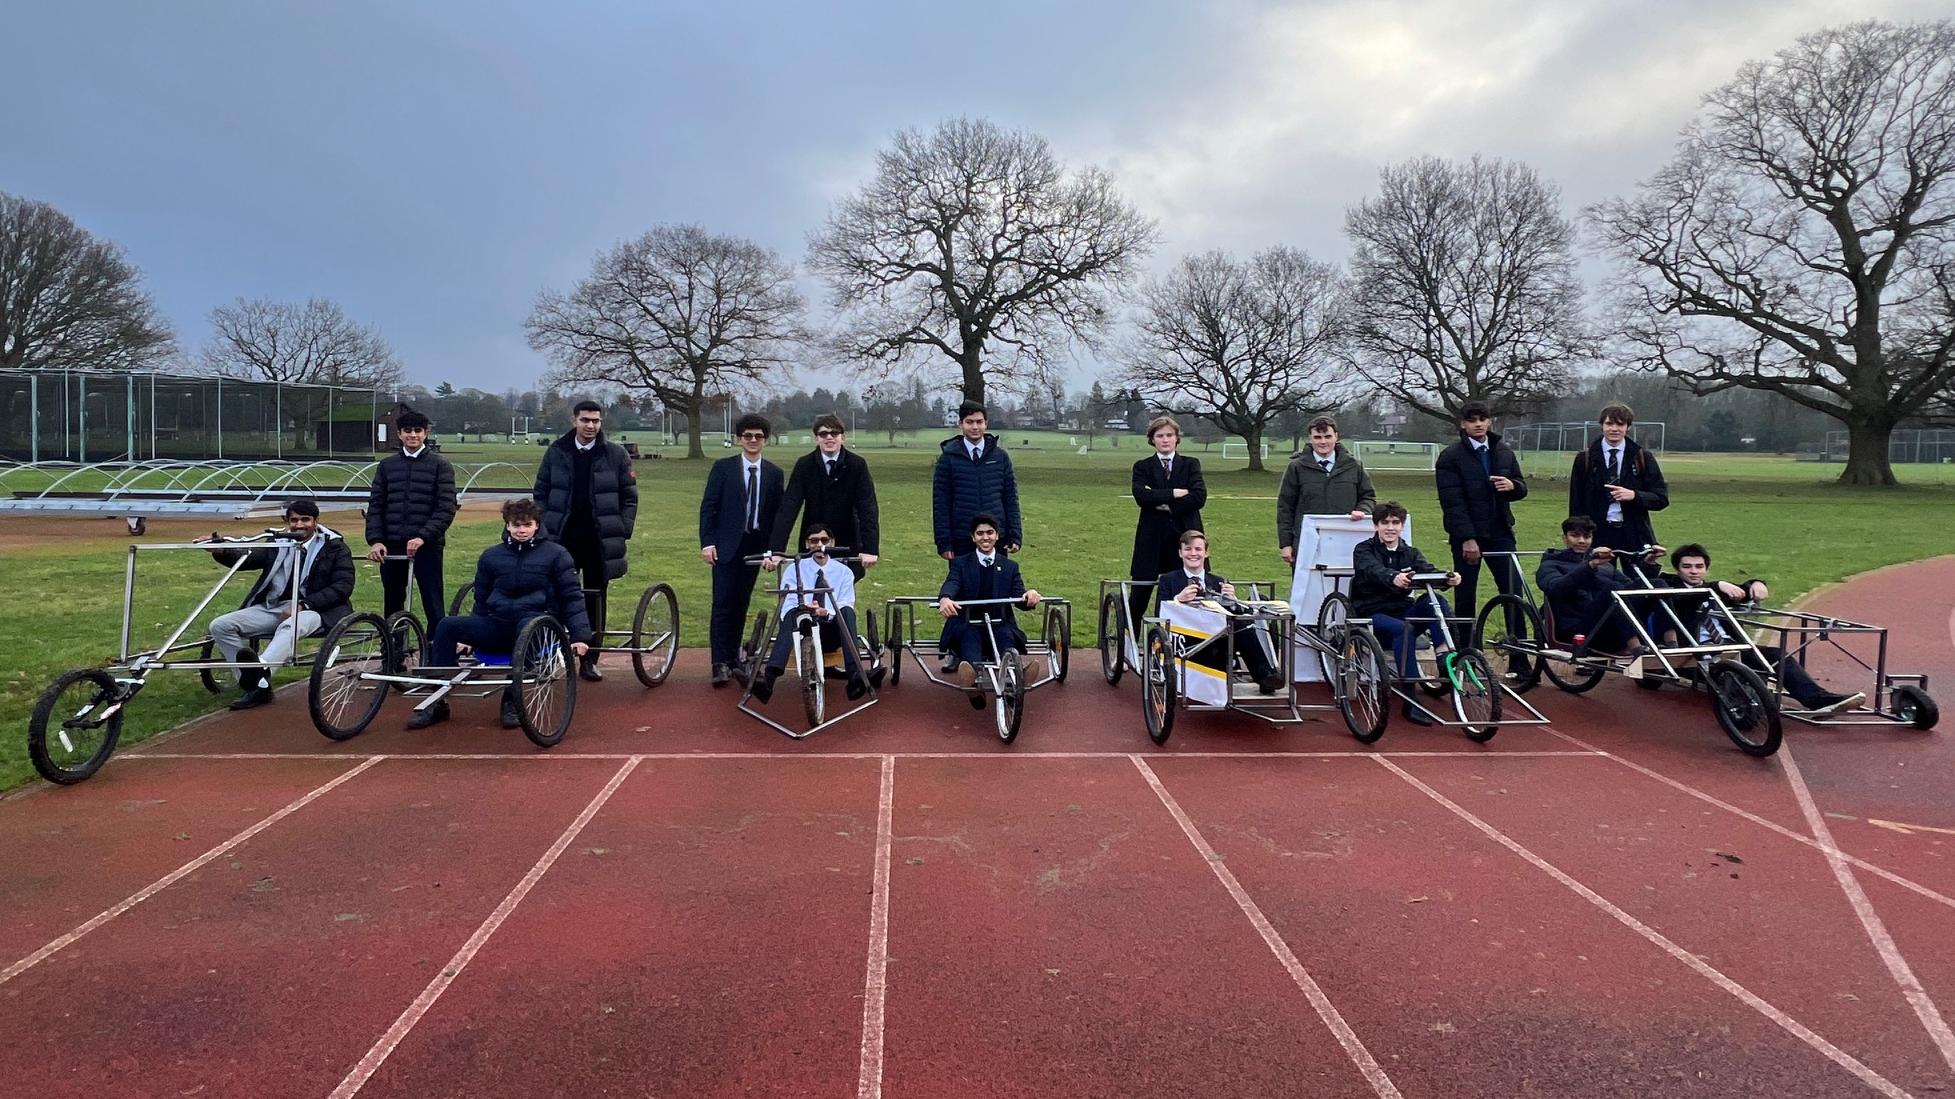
[526,224,804,459]
[1120,247,1346,471]
[201,297,404,389]
[1589,19,1955,486]
[806,117,1156,405]
[1342,156,1589,421]
[0,192,174,371]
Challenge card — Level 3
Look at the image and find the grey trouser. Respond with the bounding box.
[210,603,323,686]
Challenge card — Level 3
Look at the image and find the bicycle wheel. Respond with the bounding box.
[514,615,576,748]
[858,607,880,669]
[449,584,470,619]
[1045,604,1070,683]
[1336,629,1390,744]
[1452,649,1502,743]
[886,613,903,686]
[1099,592,1126,686]
[1543,639,1607,693]
[29,668,127,784]
[198,639,225,694]
[383,611,427,684]
[308,612,390,741]
[1313,591,1353,679]
[1141,627,1177,745]
[629,583,680,688]
[1474,596,1541,694]
[1706,658,1782,757]
[740,611,771,686]
[799,628,825,727]
[996,649,1026,744]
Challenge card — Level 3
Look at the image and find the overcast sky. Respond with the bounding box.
[6,0,1943,396]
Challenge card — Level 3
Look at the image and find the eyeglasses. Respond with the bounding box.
[739,432,767,440]
[806,538,832,546]
[815,429,842,438]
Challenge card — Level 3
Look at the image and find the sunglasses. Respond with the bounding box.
[815,429,842,438]
[739,431,767,440]
[806,538,833,546]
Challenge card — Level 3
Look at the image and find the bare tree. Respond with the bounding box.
[806,117,1157,405]
[1342,156,1589,422]
[0,192,174,370]
[1589,20,1955,486]
[201,298,404,388]
[1119,247,1346,471]
[525,224,805,459]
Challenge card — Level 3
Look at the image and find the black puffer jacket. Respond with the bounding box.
[466,530,594,643]
[533,431,637,580]
[365,449,459,547]
[213,529,357,628]
[1350,535,1442,618]
[1433,431,1527,544]
[932,433,1021,552]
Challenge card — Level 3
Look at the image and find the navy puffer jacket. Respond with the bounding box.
[365,449,459,547]
[932,433,1022,552]
[466,530,594,643]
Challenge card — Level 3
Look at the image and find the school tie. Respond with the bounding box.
[1607,448,1621,479]
[825,459,836,478]
[1162,457,1172,477]
[1477,444,1492,475]
[744,465,758,532]
[1320,456,1333,475]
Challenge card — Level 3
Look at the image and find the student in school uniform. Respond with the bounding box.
[1127,415,1206,632]
[700,414,785,687]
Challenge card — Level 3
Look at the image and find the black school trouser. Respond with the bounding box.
[380,542,445,626]
[1450,535,1519,622]
[710,531,768,666]
[563,525,608,652]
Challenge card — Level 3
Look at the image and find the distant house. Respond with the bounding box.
[1376,414,1408,439]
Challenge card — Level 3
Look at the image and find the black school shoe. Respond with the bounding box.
[500,693,522,728]
[1401,701,1435,726]
[969,692,988,710]
[407,701,451,730]
[229,686,274,710]
[711,662,732,687]
[751,666,782,704]
[579,653,604,682]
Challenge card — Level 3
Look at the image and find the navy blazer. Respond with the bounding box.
[939,551,1028,624]
[700,455,784,559]
[1155,568,1229,616]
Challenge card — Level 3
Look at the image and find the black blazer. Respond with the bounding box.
[1130,453,1206,577]
[1568,437,1668,547]
[1155,568,1228,616]
[770,448,881,574]
[940,552,1029,625]
[699,455,784,559]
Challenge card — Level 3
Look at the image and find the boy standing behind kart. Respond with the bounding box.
[412,499,591,730]
[365,407,458,629]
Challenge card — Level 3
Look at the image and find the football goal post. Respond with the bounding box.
[1349,439,1440,471]
[1219,440,1271,462]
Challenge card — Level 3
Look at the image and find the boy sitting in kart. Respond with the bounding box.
[1156,529,1286,695]
[410,498,592,729]
[1656,543,1864,716]
[1350,500,1461,725]
[204,497,356,711]
[937,512,1043,706]
[752,523,882,704]
[1536,515,1663,660]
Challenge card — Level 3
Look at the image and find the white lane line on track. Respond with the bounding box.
[1376,756,1916,1099]
[1132,756,1405,1099]
[0,755,384,987]
[857,756,896,1099]
[1542,727,1955,913]
[1780,743,1955,1074]
[125,749,1606,761]
[328,757,641,1099]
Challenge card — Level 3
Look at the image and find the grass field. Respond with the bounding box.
[4,439,1950,791]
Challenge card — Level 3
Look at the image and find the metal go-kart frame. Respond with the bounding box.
[1097,577,1303,687]
[445,572,678,689]
[881,595,1072,744]
[1732,605,1937,731]
[1469,550,1785,757]
[734,548,885,739]
[308,608,580,749]
[1312,569,1548,746]
[29,527,340,785]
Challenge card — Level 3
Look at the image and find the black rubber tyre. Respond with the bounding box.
[449,584,470,619]
[799,627,825,728]
[1543,645,1608,694]
[1045,604,1070,684]
[740,611,771,687]
[1451,649,1502,743]
[514,615,576,748]
[308,612,391,741]
[1891,685,1938,730]
[1337,629,1391,744]
[1706,658,1782,757]
[198,639,224,694]
[629,583,680,688]
[1315,592,1353,683]
[1099,592,1126,687]
[383,611,427,686]
[858,607,880,669]
[886,613,903,686]
[1141,627,1177,746]
[1474,596,1542,694]
[996,649,1026,744]
[29,668,127,784]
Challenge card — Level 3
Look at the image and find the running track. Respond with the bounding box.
[3,558,1952,1098]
